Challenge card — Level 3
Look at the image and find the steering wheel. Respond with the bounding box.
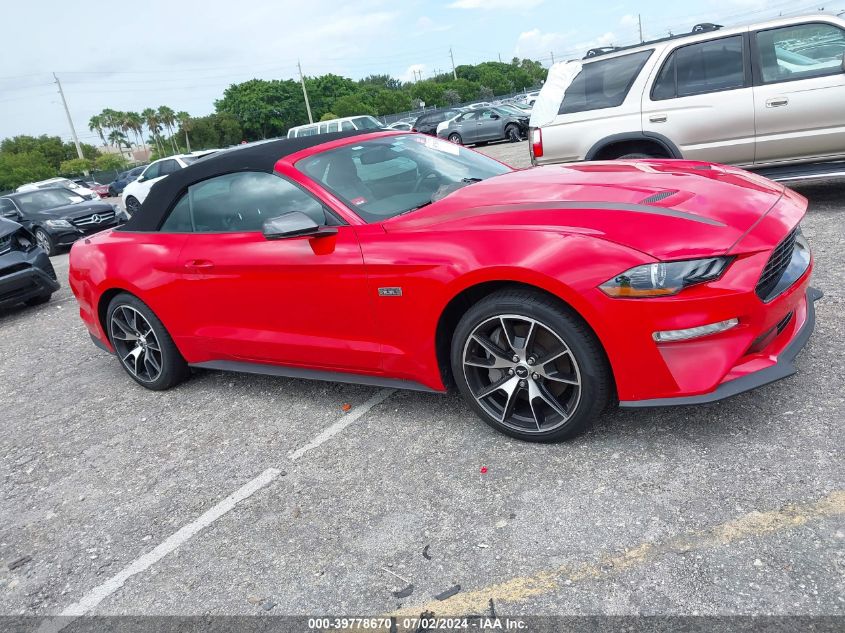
[413,169,441,193]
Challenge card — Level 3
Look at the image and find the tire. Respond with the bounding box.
[34,228,55,257]
[25,293,52,307]
[505,124,521,143]
[448,133,463,145]
[125,196,141,216]
[108,187,117,197]
[106,293,190,391]
[450,288,612,442]
[616,152,655,159]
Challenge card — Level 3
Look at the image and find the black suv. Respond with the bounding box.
[0,188,127,256]
[412,108,466,136]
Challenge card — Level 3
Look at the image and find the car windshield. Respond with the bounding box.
[351,116,382,130]
[297,135,510,222]
[14,188,84,213]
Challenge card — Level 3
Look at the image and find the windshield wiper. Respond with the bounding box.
[398,201,433,215]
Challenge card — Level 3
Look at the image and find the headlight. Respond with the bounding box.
[44,219,73,229]
[599,257,733,298]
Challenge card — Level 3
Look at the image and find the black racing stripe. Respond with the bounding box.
[474,201,726,226]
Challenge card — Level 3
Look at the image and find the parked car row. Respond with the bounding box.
[122,150,218,214]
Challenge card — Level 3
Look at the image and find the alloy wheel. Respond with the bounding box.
[109,305,163,383]
[462,314,582,434]
[125,197,140,215]
[35,230,52,256]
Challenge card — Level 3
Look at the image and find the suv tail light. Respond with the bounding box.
[531,128,543,158]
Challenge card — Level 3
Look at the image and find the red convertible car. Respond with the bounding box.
[69,130,818,442]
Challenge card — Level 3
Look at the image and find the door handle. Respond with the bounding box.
[649,114,668,123]
[766,97,788,107]
[185,259,214,270]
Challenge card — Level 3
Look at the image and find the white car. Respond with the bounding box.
[387,121,413,131]
[122,151,216,215]
[17,177,98,200]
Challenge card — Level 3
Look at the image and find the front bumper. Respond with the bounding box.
[0,249,60,308]
[619,287,821,407]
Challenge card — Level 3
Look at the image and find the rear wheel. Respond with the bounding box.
[505,123,521,142]
[106,293,190,390]
[125,196,141,216]
[34,228,55,256]
[448,133,463,145]
[451,289,611,442]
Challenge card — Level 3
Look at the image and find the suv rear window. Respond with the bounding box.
[559,50,652,114]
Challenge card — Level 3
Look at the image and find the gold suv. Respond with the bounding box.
[530,14,845,182]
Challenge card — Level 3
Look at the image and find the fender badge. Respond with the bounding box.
[378,287,403,297]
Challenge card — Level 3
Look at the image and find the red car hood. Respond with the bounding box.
[386,160,793,260]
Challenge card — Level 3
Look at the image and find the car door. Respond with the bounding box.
[453,111,480,143]
[751,21,845,165]
[642,33,756,165]
[167,170,379,371]
[133,161,162,201]
[474,109,505,142]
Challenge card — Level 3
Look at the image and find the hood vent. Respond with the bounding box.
[640,190,678,204]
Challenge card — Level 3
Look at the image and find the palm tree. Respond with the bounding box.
[158,106,178,153]
[124,111,144,149]
[141,108,164,155]
[88,115,107,146]
[176,111,192,153]
[107,129,130,152]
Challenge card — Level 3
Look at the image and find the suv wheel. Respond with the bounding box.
[451,289,612,442]
[448,133,463,145]
[34,228,55,256]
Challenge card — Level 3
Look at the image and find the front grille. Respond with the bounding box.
[755,226,799,301]
[0,263,29,277]
[72,210,116,228]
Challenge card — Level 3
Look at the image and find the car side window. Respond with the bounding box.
[755,23,845,83]
[158,159,179,176]
[341,121,354,131]
[674,35,745,97]
[0,198,18,216]
[143,163,161,180]
[159,172,338,233]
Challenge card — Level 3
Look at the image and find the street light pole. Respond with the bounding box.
[297,60,314,124]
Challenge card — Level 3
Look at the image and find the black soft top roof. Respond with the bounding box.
[121,129,376,232]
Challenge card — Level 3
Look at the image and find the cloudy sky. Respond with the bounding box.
[1,0,840,143]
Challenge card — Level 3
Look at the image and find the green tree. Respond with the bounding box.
[442,89,461,106]
[215,79,307,139]
[319,112,338,121]
[186,113,243,149]
[331,95,376,118]
[88,115,107,146]
[176,111,192,152]
[94,154,127,171]
[0,152,54,190]
[60,157,94,176]
[158,105,178,153]
[141,108,164,154]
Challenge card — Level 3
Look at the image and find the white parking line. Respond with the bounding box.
[37,387,395,631]
[288,388,395,461]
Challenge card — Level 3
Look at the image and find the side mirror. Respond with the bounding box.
[490,113,500,120]
[136,176,146,183]
[263,211,332,240]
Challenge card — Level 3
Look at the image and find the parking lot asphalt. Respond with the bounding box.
[0,141,843,621]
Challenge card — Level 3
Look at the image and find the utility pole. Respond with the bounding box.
[550,51,555,65]
[53,73,84,161]
[498,52,502,63]
[449,47,458,80]
[638,14,644,43]
[297,60,313,124]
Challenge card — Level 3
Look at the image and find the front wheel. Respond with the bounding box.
[124,196,141,216]
[448,133,463,145]
[34,228,55,256]
[106,293,190,390]
[505,124,521,142]
[451,289,612,442]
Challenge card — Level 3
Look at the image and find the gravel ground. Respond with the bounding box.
[0,144,842,623]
